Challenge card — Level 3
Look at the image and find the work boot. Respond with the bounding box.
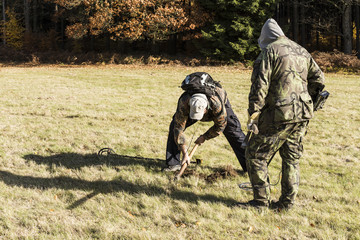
[234,200,269,209]
[162,165,181,172]
[270,200,294,211]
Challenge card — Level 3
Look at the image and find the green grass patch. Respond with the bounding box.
[0,65,359,239]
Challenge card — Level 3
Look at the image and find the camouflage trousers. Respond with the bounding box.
[245,121,308,205]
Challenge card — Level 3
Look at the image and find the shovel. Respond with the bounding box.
[174,144,199,181]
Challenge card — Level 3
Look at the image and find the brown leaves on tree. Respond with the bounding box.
[54,0,211,41]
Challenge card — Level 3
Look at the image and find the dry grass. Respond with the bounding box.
[0,65,359,239]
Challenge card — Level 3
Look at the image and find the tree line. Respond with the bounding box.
[1,0,360,61]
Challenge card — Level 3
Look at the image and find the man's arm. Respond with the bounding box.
[307,57,325,100]
[173,95,191,148]
[173,95,192,165]
[202,95,227,140]
[248,51,272,117]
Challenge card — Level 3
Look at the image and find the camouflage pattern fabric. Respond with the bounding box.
[246,121,308,205]
[247,35,325,206]
[174,87,227,147]
[248,36,325,124]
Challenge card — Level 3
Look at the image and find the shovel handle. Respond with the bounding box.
[174,144,199,180]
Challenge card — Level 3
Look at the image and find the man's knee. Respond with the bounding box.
[279,145,303,162]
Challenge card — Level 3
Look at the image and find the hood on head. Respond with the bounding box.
[258,18,285,50]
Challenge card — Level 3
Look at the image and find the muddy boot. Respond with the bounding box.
[162,165,181,172]
[234,200,269,209]
[270,200,294,211]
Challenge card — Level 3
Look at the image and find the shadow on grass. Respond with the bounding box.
[23,152,245,175]
[17,152,241,208]
[23,152,166,170]
[0,170,238,209]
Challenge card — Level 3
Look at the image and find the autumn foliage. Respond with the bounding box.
[1,0,360,67]
[54,0,210,41]
[1,8,24,50]
[312,50,360,73]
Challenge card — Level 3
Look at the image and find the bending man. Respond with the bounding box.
[164,73,247,172]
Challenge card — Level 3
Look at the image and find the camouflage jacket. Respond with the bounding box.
[249,36,325,125]
[174,87,227,147]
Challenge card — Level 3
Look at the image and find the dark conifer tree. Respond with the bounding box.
[197,0,277,61]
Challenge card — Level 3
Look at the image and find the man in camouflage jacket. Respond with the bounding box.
[242,19,325,209]
[164,78,247,172]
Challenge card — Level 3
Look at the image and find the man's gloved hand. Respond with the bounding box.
[194,135,206,145]
[247,119,259,134]
[247,112,260,135]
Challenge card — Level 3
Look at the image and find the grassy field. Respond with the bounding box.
[0,65,359,239]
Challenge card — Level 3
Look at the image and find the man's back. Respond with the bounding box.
[250,36,324,124]
[268,36,313,99]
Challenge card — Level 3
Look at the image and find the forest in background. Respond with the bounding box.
[1,0,360,68]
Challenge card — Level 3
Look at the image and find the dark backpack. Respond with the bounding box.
[181,72,222,97]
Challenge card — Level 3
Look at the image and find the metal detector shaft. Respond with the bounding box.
[174,144,199,180]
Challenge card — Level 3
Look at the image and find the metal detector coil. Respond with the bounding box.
[98,148,116,156]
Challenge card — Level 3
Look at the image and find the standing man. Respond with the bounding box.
[241,19,325,210]
[163,72,247,173]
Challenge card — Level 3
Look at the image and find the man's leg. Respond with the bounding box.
[222,100,247,172]
[278,121,307,207]
[245,124,289,205]
[165,115,197,167]
[246,136,274,205]
[165,119,181,166]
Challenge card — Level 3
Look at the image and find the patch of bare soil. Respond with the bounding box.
[178,165,238,183]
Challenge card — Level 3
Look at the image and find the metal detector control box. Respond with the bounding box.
[314,90,330,111]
